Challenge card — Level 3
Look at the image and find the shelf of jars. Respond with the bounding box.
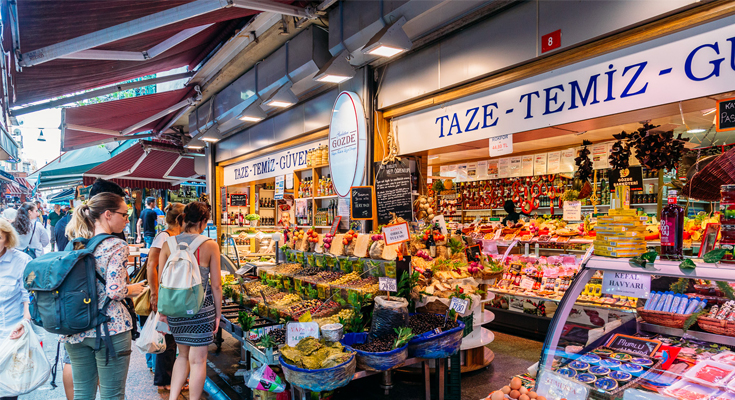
[293,148,339,229]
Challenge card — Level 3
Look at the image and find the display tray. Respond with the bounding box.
[488,289,636,314]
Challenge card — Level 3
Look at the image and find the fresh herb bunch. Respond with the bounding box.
[575,140,594,182]
[238,311,255,332]
[336,291,373,333]
[393,327,415,349]
[397,271,421,312]
[258,333,277,349]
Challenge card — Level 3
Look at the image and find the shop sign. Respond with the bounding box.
[536,369,589,400]
[329,91,368,197]
[393,16,735,154]
[717,96,735,132]
[601,271,651,298]
[223,140,326,186]
[609,166,643,192]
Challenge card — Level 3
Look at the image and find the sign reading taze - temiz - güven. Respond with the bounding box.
[223,140,327,186]
[329,91,368,197]
[393,16,735,155]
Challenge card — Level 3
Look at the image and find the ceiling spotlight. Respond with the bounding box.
[314,50,355,84]
[262,81,298,108]
[238,100,267,122]
[200,124,221,143]
[687,128,707,133]
[185,138,205,149]
[37,129,46,142]
[362,16,412,58]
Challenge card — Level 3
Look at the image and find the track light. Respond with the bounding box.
[239,100,268,122]
[262,81,298,108]
[314,50,355,83]
[362,17,412,58]
[185,138,205,149]
[200,124,221,143]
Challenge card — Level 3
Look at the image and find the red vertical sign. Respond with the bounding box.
[541,29,561,53]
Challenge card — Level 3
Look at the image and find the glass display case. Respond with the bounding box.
[536,256,735,400]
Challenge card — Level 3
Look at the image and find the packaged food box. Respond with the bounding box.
[684,360,735,388]
[594,248,645,258]
[593,245,647,253]
[593,238,645,247]
[596,225,647,233]
[597,215,648,222]
[608,209,638,216]
[713,351,735,366]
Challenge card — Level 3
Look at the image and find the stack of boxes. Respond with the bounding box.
[594,186,647,258]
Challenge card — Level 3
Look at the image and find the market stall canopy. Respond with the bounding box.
[1,0,308,110]
[30,141,133,190]
[0,129,19,161]
[61,88,194,151]
[83,140,204,190]
[681,148,735,202]
[46,188,75,204]
[15,177,34,192]
[5,181,30,196]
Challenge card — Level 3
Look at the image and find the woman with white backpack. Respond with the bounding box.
[158,202,221,400]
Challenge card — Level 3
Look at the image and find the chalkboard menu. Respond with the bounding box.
[718,97,735,132]
[605,334,660,357]
[230,193,248,207]
[375,160,413,225]
[350,186,374,220]
[609,166,643,192]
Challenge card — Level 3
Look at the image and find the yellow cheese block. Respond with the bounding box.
[594,248,645,257]
[608,208,638,216]
[596,225,647,233]
[329,234,345,256]
[353,235,371,258]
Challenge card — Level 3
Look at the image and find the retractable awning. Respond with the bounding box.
[5,181,29,196]
[83,140,204,190]
[61,88,195,151]
[47,188,75,204]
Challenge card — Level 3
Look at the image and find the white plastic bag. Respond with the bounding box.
[0,320,51,397]
[136,312,166,354]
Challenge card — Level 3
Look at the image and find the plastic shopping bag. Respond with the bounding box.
[135,311,166,354]
[0,320,51,397]
[244,364,286,393]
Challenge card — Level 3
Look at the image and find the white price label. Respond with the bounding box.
[286,322,320,346]
[563,200,582,221]
[520,277,536,290]
[379,277,397,292]
[382,222,410,245]
[449,297,469,314]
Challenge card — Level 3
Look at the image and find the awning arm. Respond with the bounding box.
[62,133,158,152]
[103,149,150,180]
[18,0,312,67]
[66,124,120,136]
[18,0,231,67]
[163,155,185,178]
[61,24,213,61]
[171,176,207,186]
[121,97,197,135]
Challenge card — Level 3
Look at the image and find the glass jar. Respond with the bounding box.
[307,149,313,167]
[321,145,328,165]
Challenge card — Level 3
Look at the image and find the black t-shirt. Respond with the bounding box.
[139,208,158,237]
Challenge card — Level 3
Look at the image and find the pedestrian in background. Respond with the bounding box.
[36,201,48,228]
[145,202,185,391]
[159,202,221,400]
[61,192,146,400]
[48,204,65,251]
[0,219,33,400]
[13,202,49,258]
[137,197,158,248]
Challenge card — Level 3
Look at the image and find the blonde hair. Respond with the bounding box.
[66,193,125,240]
[164,202,185,227]
[0,219,19,249]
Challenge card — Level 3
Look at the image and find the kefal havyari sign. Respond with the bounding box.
[223,140,327,186]
[393,16,735,154]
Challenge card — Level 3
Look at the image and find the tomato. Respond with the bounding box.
[343,239,349,245]
[423,235,428,241]
[645,233,660,241]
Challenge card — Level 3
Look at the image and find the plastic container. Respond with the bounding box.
[683,360,735,388]
[279,353,356,392]
[341,332,408,371]
[407,314,466,359]
[321,323,344,342]
[663,380,719,400]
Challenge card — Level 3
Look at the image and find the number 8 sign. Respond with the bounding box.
[541,29,561,53]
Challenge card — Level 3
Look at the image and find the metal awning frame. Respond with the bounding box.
[14,0,313,68]
[163,154,206,183]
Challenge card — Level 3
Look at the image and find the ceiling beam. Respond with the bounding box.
[65,124,120,136]
[231,0,311,18]
[147,24,214,59]
[18,0,232,67]
[121,98,196,135]
[10,71,194,116]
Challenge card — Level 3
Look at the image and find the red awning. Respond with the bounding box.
[61,88,192,151]
[15,177,33,191]
[83,140,203,190]
[2,1,265,107]
[5,182,27,196]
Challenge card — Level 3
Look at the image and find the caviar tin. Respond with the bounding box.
[592,349,614,356]
[580,354,602,364]
[611,353,632,362]
[577,373,597,384]
[589,365,611,376]
[558,367,577,379]
[630,357,653,366]
[594,377,619,391]
[609,370,633,383]
[620,363,644,375]
[600,359,622,369]
[569,361,590,371]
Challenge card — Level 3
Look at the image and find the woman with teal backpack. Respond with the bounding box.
[158,202,221,400]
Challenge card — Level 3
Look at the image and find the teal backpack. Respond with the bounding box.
[24,234,137,363]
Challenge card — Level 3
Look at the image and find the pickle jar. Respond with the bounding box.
[306,149,313,167]
[321,144,329,164]
[720,185,735,223]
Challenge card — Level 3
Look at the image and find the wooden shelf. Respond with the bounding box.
[259,207,275,210]
[314,195,338,199]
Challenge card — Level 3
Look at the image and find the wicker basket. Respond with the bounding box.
[637,307,692,329]
[697,316,735,336]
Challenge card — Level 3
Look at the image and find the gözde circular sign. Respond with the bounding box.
[328,91,367,197]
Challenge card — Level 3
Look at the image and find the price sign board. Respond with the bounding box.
[350,186,375,220]
[606,334,661,357]
[563,201,582,221]
[536,370,589,400]
[230,193,248,207]
[275,175,285,200]
[449,297,469,314]
[519,277,536,290]
[489,134,513,157]
[717,97,735,132]
[374,160,413,225]
[382,222,410,245]
[286,322,320,346]
[379,277,397,292]
[601,272,651,299]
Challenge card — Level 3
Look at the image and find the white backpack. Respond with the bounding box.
[157,235,209,318]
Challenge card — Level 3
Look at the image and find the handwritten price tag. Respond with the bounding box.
[449,297,469,314]
[379,277,397,292]
[286,322,320,346]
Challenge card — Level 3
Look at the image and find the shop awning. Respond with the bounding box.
[1,1,281,108]
[83,140,204,190]
[15,177,33,192]
[0,128,19,161]
[47,188,76,204]
[61,88,194,151]
[5,181,29,196]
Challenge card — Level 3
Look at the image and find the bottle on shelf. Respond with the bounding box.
[660,190,684,260]
[238,210,244,227]
[426,231,437,258]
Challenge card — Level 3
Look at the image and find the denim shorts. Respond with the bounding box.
[63,348,71,364]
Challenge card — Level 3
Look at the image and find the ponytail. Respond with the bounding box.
[66,204,95,240]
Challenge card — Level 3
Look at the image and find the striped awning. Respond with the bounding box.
[5,182,25,196]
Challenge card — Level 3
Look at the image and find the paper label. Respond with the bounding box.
[449,297,469,314]
[520,277,536,290]
[536,370,590,400]
[563,201,582,221]
[382,222,411,245]
[489,134,513,157]
[379,277,397,292]
[602,272,651,299]
[286,322,320,346]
